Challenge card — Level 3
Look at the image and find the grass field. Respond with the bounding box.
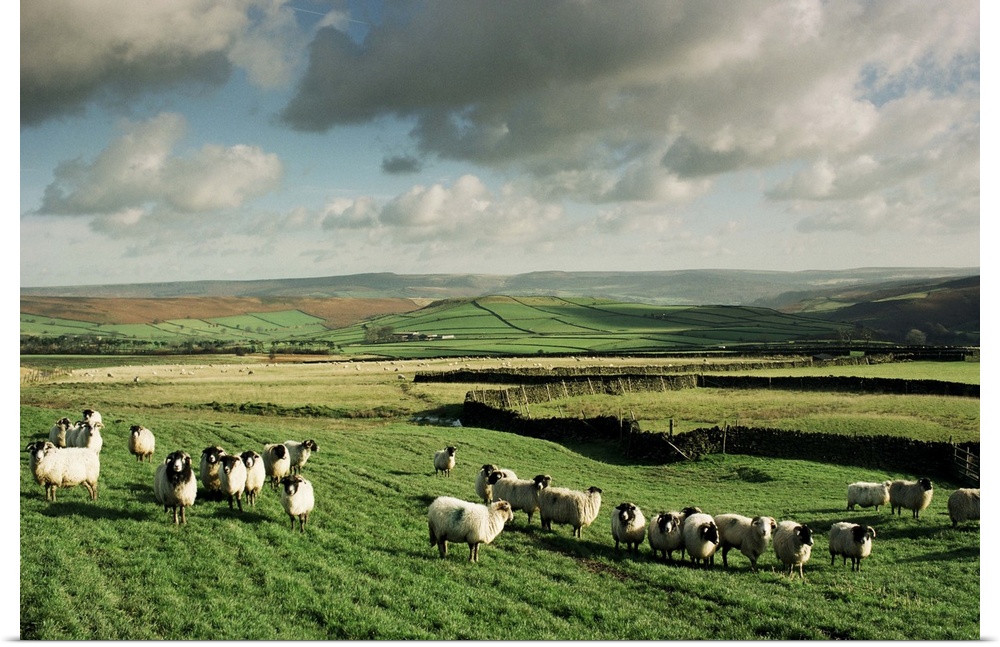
[18,356,982,639]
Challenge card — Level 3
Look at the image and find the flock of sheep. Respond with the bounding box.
[429,449,981,573]
[24,409,321,532]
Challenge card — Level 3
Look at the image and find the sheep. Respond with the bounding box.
[82,409,102,427]
[488,472,551,523]
[48,417,73,447]
[773,520,814,579]
[713,514,776,573]
[283,439,318,475]
[24,440,100,502]
[828,522,876,571]
[240,450,266,506]
[648,511,685,561]
[279,475,315,532]
[427,496,514,562]
[474,464,518,503]
[128,425,156,463]
[947,488,980,527]
[433,446,457,477]
[66,422,103,454]
[889,478,934,519]
[153,450,198,524]
[538,486,603,538]
[218,454,248,512]
[847,481,892,511]
[682,512,720,567]
[611,502,647,553]
[199,446,228,499]
[263,443,291,490]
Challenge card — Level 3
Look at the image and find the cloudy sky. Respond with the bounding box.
[19,0,981,287]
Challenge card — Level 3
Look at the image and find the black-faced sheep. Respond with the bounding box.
[199,446,228,499]
[219,455,247,512]
[488,472,551,523]
[128,425,156,463]
[283,439,318,475]
[539,486,603,538]
[682,512,720,567]
[48,418,73,447]
[847,480,892,511]
[433,446,457,477]
[82,409,103,428]
[773,520,814,579]
[611,502,647,553]
[154,450,198,524]
[25,440,100,502]
[889,478,934,519]
[263,443,291,490]
[427,496,514,562]
[241,450,266,506]
[947,488,980,527]
[828,522,876,571]
[713,513,776,573]
[475,464,518,503]
[648,511,685,561]
[280,475,315,532]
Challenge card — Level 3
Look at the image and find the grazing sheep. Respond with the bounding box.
[947,488,980,527]
[199,446,228,499]
[283,439,318,475]
[889,478,934,519]
[218,455,248,512]
[538,486,603,538]
[279,475,315,532]
[48,417,73,447]
[648,511,685,561]
[263,443,291,490]
[828,522,876,571]
[773,520,814,579]
[488,472,551,523]
[427,496,514,562]
[682,512,720,567]
[128,425,156,463]
[611,502,647,553]
[474,464,517,503]
[24,440,100,502]
[154,450,198,524]
[241,450,266,506]
[847,481,892,511]
[433,446,457,477]
[713,514,776,573]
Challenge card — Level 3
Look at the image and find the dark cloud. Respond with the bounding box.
[381,154,422,174]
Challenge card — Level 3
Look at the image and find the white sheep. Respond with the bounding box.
[66,422,103,454]
[828,522,876,571]
[648,511,685,562]
[154,450,198,524]
[475,464,518,503]
[847,480,892,511]
[263,443,291,490]
[24,440,100,502]
[128,425,156,463]
[713,513,776,573]
[240,450,266,506]
[82,409,103,427]
[947,488,980,527]
[538,485,603,538]
[682,512,720,567]
[280,475,315,532]
[218,454,248,512]
[773,520,814,579]
[48,417,72,447]
[427,496,514,562]
[488,472,551,523]
[433,446,457,477]
[199,446,228,499]
[611,502,647,553]
[283,439,318,475]
[889,478,934,519]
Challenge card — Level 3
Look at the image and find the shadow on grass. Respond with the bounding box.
[41,501,148,521]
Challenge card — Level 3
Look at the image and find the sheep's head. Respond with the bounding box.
[281,475,305,495]
[25,440,51,462]
[587,486,603,495]
[616,502,638,525]
[165,451,192,476]
[220,455,241,474]
[202,446,226,464]
[700,521,720,545]
[533,474,552,489]
[240,451,259,468]
[795,524,814,546]
[919,478,933,491]
[445,446,456,456]
[270,444,287,459]
[480,463,498,475]
[303,439,319,452]
[492,500,514,523]
[681,506,703,518]
[55,417,71,430]
[850,524,876,543]
[752,516,777,537]
[656,512,680,533]
[487,470,508,486]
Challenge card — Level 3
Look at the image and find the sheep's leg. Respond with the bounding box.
[437,540,448,558]
[236,494,242,512]
[721,545,731,567]
[288,514,296,531]
[469,543,478,562]
[299,513,307,533]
